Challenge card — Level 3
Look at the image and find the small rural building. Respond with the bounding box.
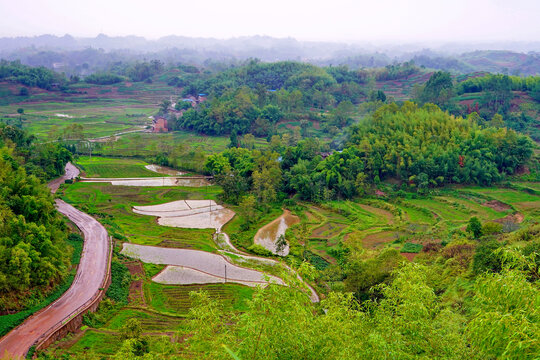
[152,116,168,133]
[182,98,196,107]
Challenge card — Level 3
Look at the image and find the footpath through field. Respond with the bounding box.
[0,163,110,360]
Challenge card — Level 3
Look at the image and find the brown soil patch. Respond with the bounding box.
[401,253,418,261]
[483,200,512,211]
[494,212,524,224]
[312,121,321,130]
[125,261,146,306]
[362,231,402,249]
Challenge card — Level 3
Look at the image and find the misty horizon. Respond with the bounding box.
[1,0,539,44]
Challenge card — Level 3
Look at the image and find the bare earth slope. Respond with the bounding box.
[0,163,110,359]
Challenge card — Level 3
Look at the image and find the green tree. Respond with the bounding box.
[275,234,287,254]
[467,217,483,239]
[490,113,505,127]
[251,151,282,203]
[159,99,172,114]
[238,194,257,229]
[120,318,143,340]
[418,71,454,108]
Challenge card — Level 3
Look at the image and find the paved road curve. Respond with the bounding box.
[0,163,110,359]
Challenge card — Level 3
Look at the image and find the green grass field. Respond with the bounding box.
[75,156,163,178]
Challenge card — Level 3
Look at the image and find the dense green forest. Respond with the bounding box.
[205,103,533,202]
[0,123,72,180]
[0,125,72,309]
[161,62,540,142]
[0,60,66,90]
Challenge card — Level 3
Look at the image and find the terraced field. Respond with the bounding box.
[105,308,185,332]
[51,166,539,359]
[293,200,401,263]
[147,282,254,315]
[287,183,538,267]
[461,186,540,218]
[43,256,255,358]
[61,182,221,252]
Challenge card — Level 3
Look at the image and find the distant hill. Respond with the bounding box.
[0,34,539,76]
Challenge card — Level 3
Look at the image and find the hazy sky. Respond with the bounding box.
[0,0,539,43]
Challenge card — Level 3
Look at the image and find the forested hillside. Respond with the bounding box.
[205,103,533,202]
[0,125,72,309]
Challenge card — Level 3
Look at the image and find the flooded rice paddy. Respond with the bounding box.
[254,210,300,256]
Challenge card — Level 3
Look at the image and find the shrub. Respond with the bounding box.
[422,242,443,253]
[68,233,83,242]
[401,242,423,253]
[482,222,503,235]
[467,217,483,239]
[106,261,131,304]
[472,241,504,274]
[248,244,273,257]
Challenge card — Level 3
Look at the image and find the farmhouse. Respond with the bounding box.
[152,116,168,132]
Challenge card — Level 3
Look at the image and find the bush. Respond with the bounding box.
[248,244,273,257]
[482,222,503,235]
[472,241,504,274]
[84,73,125,85]
[106,261,131,304]
[467,217,483,239]
[68,233,83,242]
[510,223,540,241]
[401,242,423,253]
[304,250,330,270]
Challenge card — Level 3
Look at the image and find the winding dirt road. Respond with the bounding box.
[0,163,110,359]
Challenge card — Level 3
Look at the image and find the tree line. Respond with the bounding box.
[204,102,533,203]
